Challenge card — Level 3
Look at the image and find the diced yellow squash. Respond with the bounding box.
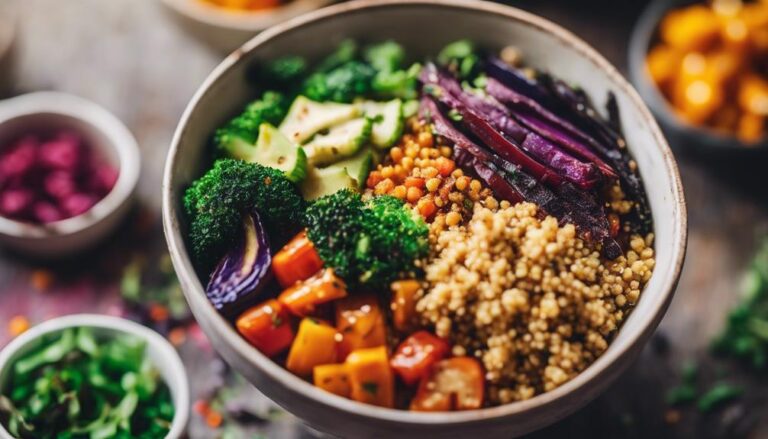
[286,318,338,376]
[313,364,351,398]
[345,346,394,408]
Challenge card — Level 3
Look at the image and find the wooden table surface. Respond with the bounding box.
[1,0,767,438]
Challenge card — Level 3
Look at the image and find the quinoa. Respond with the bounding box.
[415,202,655,404]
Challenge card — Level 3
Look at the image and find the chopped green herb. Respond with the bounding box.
[0,328,174,438]
[362,382,379,396]
[697,383,743,412]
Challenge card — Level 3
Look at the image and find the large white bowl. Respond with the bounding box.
[0,314,190,439]
[162,1,688,437]
[0,92,140,257]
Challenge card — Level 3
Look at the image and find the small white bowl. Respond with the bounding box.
[161,0,334,52]
[0,314,190,439]
[0,92,140,257]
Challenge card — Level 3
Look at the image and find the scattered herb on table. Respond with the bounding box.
[711,239,768,369]
[0,328,174,438]
[697,383,743,413]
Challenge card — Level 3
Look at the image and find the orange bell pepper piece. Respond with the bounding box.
[335,294,387,360]
[345,346,395,408]
[236,300,294,357]
[273,231,325,288]
[410,357,485,412]
[278,268,347,317]
[286,318,339,376]
[313,364,351,398]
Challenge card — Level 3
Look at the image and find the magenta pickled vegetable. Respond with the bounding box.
[0,130,118,224]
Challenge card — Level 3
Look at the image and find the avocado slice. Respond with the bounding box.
[303,117,372,166]
[279,96,359,144]
[357,99,404,149]
[300,164,359,201]
[332,146,374,190]
[241,123,307,183]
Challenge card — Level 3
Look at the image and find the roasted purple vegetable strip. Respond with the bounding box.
[422,96,621,258]
[427,65,603,190]
[421,97,523,203]
[421,66,565,188]
[206,210,272,316]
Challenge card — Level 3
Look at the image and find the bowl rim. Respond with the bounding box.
[627,0,768,150]
[161,0,335,31]
[0,91,141,239]
[0,314,190,439]
[163,0,687,426]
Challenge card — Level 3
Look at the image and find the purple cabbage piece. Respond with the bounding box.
[206,210,272,316]
[421,96,621,258]
[485,59,652,232]
[421,65,565,188]
[425,65,603,190]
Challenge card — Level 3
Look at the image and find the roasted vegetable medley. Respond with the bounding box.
[184,39,655,410]
[0,328,174,438]
[647,0,768,143]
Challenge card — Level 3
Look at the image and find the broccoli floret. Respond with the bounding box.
[302,61,375,103]
[262,56,307,84]
[184,159,305,269]
[437,39,481,80]
[371,63,422,100]
[304,190,428,290]
[316,39,359,73]
[364,40,405,72]
[214,91,287,156]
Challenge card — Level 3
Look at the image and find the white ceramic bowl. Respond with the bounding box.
[0,314,190,439]
[162,1,688,437]
[161,0,334,52]
[0,92,140,257]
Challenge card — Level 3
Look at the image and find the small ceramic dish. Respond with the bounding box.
[0,92,140,257]
[0,314,190,439]
[161,0,335,52]
[163,1,687,437]
[628,0,768,152]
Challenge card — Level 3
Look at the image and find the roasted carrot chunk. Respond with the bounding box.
[390,280,420,333]
[273,231,325,288]
[236,299,294,357]
[278,268,347,317]
[335,294,387,360]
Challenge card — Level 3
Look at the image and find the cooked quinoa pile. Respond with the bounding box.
[415,202,655,405]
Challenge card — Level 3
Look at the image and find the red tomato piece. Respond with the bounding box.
[390,331,450,386]
[410,357,485,411]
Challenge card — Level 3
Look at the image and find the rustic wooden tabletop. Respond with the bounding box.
[1,0,767,438]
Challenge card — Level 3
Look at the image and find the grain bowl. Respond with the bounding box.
[163,1,687,437]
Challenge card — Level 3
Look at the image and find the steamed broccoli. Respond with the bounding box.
[316,39,359,73]
[364,40,405,72]
[304,189,428,290]
[262,56,307,84]
[302,61,375,103]
[214,91,288,157]
[184,159,305,269]
[437,39,481,80]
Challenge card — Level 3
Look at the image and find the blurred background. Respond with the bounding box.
[0,0,767,438]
